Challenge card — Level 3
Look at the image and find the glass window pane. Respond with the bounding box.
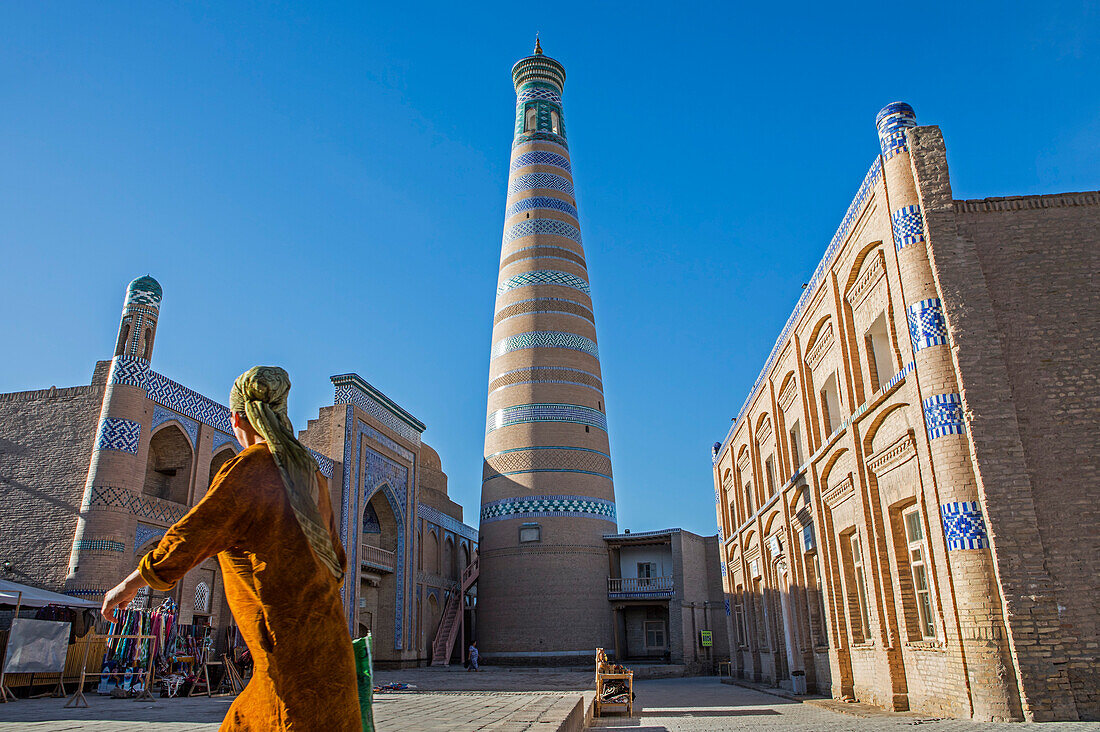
[904,510,923,542]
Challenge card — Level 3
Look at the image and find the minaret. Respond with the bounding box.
[66,276,163,598]
[478,41,616,663]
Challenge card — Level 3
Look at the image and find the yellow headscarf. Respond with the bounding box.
[230,366,343,582]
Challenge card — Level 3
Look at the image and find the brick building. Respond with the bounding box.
[0,276,477,667]
[710,103,1098,721]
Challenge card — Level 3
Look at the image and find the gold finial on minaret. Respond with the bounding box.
[534,35,543,55]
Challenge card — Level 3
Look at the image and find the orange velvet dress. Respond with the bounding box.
[140,443,361,731]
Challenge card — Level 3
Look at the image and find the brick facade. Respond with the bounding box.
[711,105,1098,721]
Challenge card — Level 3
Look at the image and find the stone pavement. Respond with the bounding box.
[590,677,1100,731]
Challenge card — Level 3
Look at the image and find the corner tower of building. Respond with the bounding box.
[478,42,616,663]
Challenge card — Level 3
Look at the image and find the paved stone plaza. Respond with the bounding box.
[3,673,1099,731]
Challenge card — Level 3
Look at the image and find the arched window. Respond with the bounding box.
[550,110,560,135]
[194,581,210,613]
[142,326,154,360]
[525,104,537,132]
[115,319,131,356]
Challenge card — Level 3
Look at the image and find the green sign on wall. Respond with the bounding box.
[699,630,713,647]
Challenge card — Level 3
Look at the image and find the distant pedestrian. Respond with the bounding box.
[467,641,479,671]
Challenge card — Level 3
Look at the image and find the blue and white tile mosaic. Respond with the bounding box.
[491,331,599,360]
[151,404,199,447]
[146,370,233,434]
[503,218,582,247]
[333,377,423,446]
[96,418,141,454]
[510,151,571,174]
[497,270,590,297]
[717,158,883,458]
[907,298,948,353]
[505,196,578,220]
[512,132,568,151]
[134,523,168,552]
[480,495,616,523]
[876,102,917,160]
[211,431,239,453]
[418,503,479,543]
[109,355,150,389]
[891,204,926,250]
[310,449,335,480]
[516,86,562,104]
[941,500,988,550]
[85,485,188,524]
[507,172,574,198]
[923,393,965,440]
[486,403,607,434]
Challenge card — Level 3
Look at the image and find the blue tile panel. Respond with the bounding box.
[875,102,917,160]
[334,381,423,446]
[486,403,607,434]
[923,393,965,440]
[134,523,168,552]
[503,218,582,247]
[146,369,233,434]
[492,331,599,360]
[716,158,884,458]
[511,151,571,174]
[497,270,590,297]
[84,485,188,524]
[505,196,578,220]
[516,86,562,104]
[151,404,199,447]
[891,204,926,250]
[941,501,988,550]
[724,598,731,617]
[96,418,141,454]
[310,449,335,480]
[508,172,574,198]
[74,539,125,553]
[417,503,479,543]
[907,298,949,352]
[480,495,616,523]
[109,355,151,389]
[211,431,239,453]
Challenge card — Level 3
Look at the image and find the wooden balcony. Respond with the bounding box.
[607,576,674,599]
[360,544,396,573]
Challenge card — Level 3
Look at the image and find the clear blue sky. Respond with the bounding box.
[2,2,1097,536]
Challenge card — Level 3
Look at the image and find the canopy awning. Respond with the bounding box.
[0,579,99,609]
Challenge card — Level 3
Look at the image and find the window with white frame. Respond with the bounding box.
[644,620,666,649]
[849,533,871,641]
[821,372,843,435]
[765,455,778,496]
[903,508,937,639]
[789,421,803,468]
[638,562,657,586]
[865,312,894,391]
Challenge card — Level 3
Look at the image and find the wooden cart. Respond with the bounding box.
[594,648,633,718]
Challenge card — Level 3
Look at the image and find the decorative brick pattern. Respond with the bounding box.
[892,204,927,250]
[941,501,989,550]
[491,331,599,360]
[85,485,188,524]
[95,418,141,454]
[923,393,966,440]
[151,404,199,447]
[497,270,590,297]
[488,366,603,394]
[503,218,582,247]
[501,245,586,270]
[908,297,949,352]
[511,151,571,174]
[505,196,578,220]
[493,297,594,325]
[486,403,607,434]
[483,446,613,481]
[480,495,616,523]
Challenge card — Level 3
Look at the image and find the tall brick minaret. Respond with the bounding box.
[478,40,616,663]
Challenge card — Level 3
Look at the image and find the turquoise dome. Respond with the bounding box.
[126,275,163,306]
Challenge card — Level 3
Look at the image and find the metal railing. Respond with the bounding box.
[360,544,396,572]
[607,576,674,596]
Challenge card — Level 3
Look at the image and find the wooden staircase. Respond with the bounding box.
[430,553,479,666]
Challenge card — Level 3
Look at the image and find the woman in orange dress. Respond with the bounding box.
[102,366,361,731]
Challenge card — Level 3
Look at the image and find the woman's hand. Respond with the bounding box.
[101,569,147,624]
